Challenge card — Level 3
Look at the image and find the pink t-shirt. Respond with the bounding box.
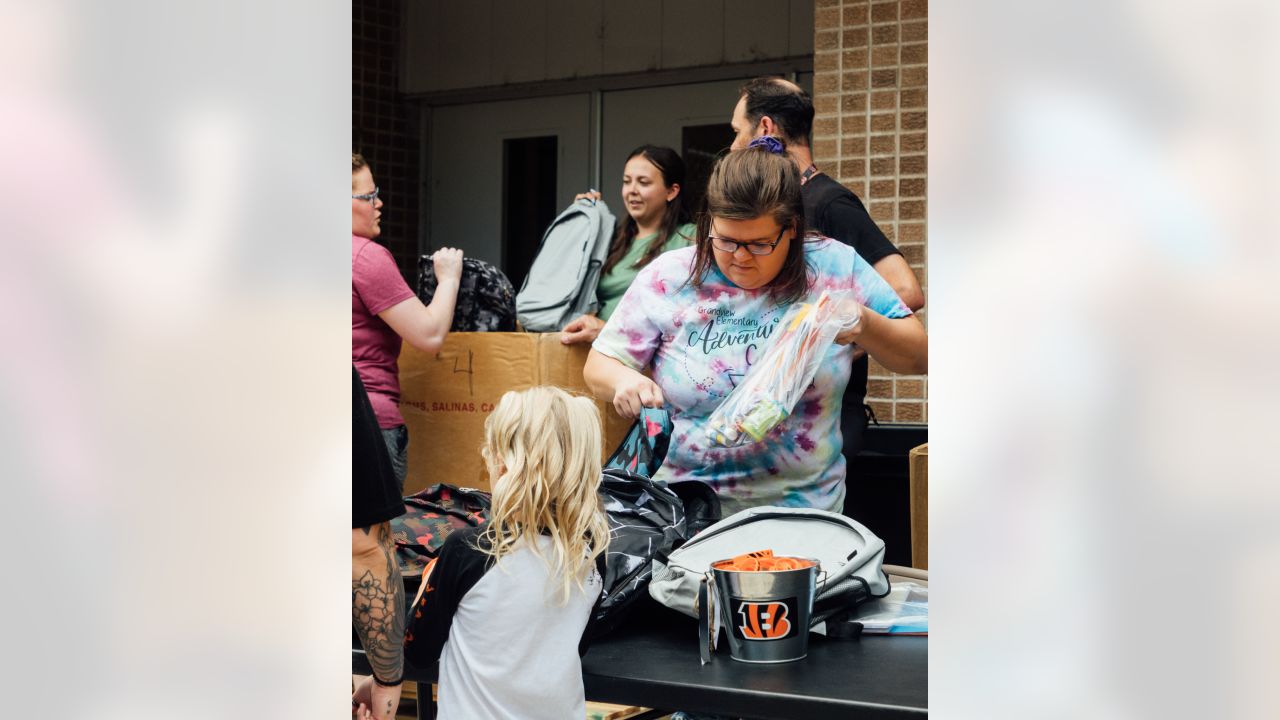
[352,234,415,428]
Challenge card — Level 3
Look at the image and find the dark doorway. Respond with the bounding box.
[502,136,558,290]
[681,124,735,220]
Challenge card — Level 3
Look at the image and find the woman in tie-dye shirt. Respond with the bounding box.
[584,140,927,516]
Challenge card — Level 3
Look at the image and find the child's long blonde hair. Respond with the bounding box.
[480,386,610,605]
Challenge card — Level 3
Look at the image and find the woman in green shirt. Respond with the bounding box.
[561,145,695,344]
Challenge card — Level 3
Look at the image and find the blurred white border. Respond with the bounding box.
[2,0,1277,717]
[932,1,1280,718]
[0,1,348,717]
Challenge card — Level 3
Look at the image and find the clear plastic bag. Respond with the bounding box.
[852,582,928,634]
[705,289,861,447]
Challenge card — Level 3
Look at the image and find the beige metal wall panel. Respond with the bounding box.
[661,0,725,70]
[423,1,493,91]
[492,0,548,85]
[403,0,813,94]
[724,0,791,62]
[400,0,435,93]
[601,1,661,75]
[545,0,604,79]
[788,0,815,56]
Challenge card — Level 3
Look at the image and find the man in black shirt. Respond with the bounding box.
[729,77,925,457]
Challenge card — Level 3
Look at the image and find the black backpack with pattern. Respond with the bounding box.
[390,483,492,580]
[417,256,518,332]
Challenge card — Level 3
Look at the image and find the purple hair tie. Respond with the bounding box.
[748,135,786,155]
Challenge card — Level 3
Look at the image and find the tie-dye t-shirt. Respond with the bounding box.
[592,237,912,516]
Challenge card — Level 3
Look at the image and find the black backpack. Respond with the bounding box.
[592,408,720,636]
[594,469,720,636]
[417,256,517,332]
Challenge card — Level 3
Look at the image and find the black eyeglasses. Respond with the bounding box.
[352,187,380,204]
[709,223,787,256]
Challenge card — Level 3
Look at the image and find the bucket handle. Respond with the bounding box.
[696,574,717,665]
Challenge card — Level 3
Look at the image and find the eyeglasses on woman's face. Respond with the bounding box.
[708,221,786,256]
[352,186,380,204]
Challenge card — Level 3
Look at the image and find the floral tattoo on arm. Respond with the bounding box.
[353,522,406,685]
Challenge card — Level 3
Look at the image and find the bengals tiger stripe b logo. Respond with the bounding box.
[735,599,796,640]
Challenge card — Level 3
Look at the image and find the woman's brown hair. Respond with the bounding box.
[602,145,691,274]
[352,153,369,191]
[687,144,811,304]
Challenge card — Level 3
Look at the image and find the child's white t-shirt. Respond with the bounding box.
[405,527,603,720]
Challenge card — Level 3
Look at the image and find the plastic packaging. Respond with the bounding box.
[852,581,928,634]
[706,289,861,447]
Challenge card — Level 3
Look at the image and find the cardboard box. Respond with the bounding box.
[585,702,654,719]
[908,443,928,570]
[398,333,632,494]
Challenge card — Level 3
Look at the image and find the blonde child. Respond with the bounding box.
[395,386,610,719]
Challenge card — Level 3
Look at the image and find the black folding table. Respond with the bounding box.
[354,603,927,719]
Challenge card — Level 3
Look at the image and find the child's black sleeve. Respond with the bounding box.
[578,553,610,657]
[404,527,490,668]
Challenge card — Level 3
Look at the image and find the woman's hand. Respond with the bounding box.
[583,349,665,418]
[432,247,464,284]
[352,675,400,720]
[835,306,927,375]
[612,375,665,419]
[833,304,865,345]
[561,314,606,345]
[574,189,603,203]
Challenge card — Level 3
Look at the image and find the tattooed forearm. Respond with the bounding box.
[353,522,405,682]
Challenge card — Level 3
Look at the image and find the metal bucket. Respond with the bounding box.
[709,557,819,663]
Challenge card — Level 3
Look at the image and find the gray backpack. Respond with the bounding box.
[649,506,890,631]
[516,198,615,332]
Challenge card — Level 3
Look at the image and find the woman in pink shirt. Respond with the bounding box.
[352,153,463,490]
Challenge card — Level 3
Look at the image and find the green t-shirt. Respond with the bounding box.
[596,223,695,321]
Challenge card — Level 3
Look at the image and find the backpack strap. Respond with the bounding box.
[823,613,865,639]
[811,573,893,639]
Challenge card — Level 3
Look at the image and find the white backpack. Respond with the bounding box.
[516,198,615,332]
[649,506,890,630]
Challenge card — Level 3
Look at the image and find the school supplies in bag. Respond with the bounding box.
[389,484,492,580]
[649,506,889,632]
[705,289,861,446]
[417,256,518,332]
[516,198,615,332]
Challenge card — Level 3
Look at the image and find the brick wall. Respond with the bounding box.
[813,0,927,423]
[353,0,419,281]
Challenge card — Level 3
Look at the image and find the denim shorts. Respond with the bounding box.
[380,424,408,494]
